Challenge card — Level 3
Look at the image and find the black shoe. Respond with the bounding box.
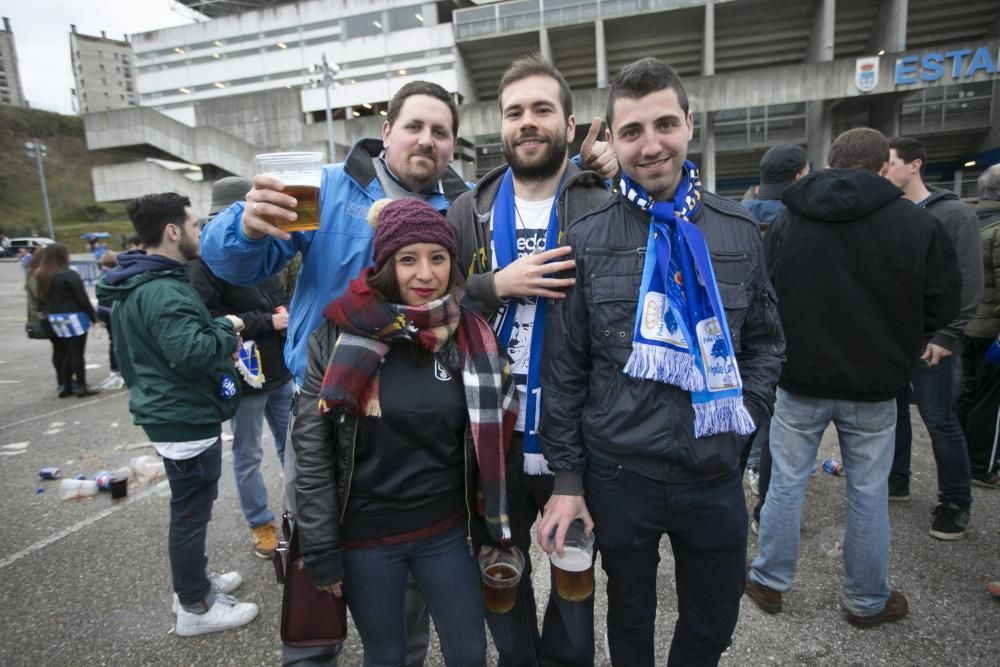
[888,478,910,502]
[971,471,1000,489]
[929,503,969,540]
[76,387,98,398]
[58,388,72,398]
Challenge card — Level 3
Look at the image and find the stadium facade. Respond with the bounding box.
[83,0,1000,211]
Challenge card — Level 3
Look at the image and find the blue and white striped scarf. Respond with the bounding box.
[620,161,755,437]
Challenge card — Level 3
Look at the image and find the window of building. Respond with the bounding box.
[122,55,130,64]
[1,93,10,103]
[98,50,103,57]
[388,6,425,31]
[343,12,384,39]
[114,53,119,60]
[120,94,124,99]
[99,64,105,71]
[102,78,107,85]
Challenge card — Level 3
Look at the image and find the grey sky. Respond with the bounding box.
[6,1,194,114]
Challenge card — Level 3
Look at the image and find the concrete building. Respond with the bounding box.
[0,17,27,107]
[85,0,1000,210]
[70,26,139,114]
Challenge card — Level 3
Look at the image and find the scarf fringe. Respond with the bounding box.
[522,452,553,476]
[624,342,705,392]
[693,396,756,438]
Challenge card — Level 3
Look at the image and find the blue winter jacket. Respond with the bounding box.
[200,139,470,384]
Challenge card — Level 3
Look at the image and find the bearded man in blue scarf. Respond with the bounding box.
[537,58,785,666]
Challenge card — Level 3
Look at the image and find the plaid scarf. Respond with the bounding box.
[621,161,755,437]
[319,270,516,543]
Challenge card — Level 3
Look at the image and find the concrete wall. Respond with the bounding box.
[91,161,214,212]
[85,106,258,176]
[196,87,310,153]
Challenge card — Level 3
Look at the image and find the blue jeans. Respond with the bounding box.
[486,434,594,667]
[891,356,973,508]
[231,380,294,527]
[164,439,222,609]
[586,454,747,667]
[342,523,485,667]
[752,388,894,616]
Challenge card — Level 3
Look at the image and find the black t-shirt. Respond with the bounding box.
[341,344,467,540]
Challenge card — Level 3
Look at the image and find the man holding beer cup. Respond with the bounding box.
[447,55,610,666]
[537,58,784,666]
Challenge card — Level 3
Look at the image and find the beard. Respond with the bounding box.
[178,229,200,263]
[502,130,567,182]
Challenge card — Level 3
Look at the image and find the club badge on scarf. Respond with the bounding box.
[235,339,265,389]
[620,161,755,438]
[492,167,562,476]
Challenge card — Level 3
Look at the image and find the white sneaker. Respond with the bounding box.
[172,571,243,613]
[175,593,258,637]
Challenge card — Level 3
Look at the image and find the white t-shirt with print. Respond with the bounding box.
[490,195,554,433]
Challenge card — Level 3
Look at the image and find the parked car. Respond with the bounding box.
[3,236,56,257]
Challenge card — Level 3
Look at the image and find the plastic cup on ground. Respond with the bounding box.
[109,474,128,499]
[59,479,98,500]
[255,152,323,232]
[479,546,524,614]
[548,519,595,602]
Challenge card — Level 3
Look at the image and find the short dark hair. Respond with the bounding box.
[366,254,463,304]
[498,54,573,120]
[889,136,927,174]
[126,193,192,248]
[828,128,890,173]
[386,81,459,137]
[606,58,689,130]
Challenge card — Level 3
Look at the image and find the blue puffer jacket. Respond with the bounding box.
[199,139,470,384]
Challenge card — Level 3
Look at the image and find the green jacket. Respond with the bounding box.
[96,252,241,442]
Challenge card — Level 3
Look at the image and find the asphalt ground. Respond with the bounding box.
[1,257,998,665]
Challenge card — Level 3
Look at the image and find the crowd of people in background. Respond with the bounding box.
[14,52,1000,665]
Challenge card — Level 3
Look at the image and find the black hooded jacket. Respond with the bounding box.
[766,169,961,401]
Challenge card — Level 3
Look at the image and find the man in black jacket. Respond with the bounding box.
[189,177,294,561]
[747,128,961,628]
[884,137,980,540]
[446,55,610,667]
[537,58,784,665]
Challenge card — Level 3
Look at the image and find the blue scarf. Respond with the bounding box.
[621,162,755,437]
[493,167,561,475]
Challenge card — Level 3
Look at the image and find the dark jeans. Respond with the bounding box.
[96,306,117,372]
[486,434,594,667]
[163,438,222,609]
[585,455,747,667]
[892,355,973,508]
[280,405,429,667]
[54,333,88,390]
[342,523,485,667]
[959,336,1000,475]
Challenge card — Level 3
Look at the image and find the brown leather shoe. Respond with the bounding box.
[745,573,782,614]
[846,590,909,628]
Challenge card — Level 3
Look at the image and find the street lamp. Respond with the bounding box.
[313,54,341,162]
[25,139,55,240]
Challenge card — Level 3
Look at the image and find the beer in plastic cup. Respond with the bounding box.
[549,520,595,602]
[59,479,99,500]
[254,152,323,232]
[479,546,524,614]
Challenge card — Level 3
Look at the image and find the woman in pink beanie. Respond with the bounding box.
[292,198,518,664]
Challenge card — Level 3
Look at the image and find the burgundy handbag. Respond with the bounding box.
[274,513,348,647]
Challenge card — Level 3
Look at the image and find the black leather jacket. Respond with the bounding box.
[292,321,480,587]
[540,192,785,493]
